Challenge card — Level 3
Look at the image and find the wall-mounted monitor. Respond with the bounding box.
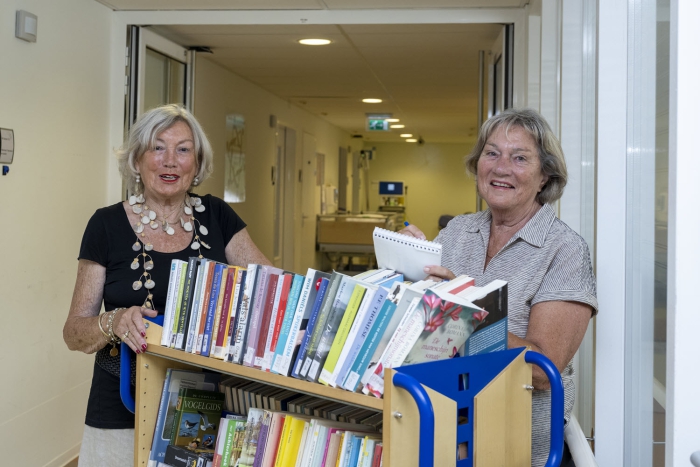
[378,181,404,196]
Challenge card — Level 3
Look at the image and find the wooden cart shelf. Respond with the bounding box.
[133,322,556,467]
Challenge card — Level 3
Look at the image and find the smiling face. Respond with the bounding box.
[477,125,548,219]
[136,120,198,204]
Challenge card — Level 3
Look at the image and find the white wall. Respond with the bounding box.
[364,142,477,241]
[0,1,113,466]
[192,56,353,272]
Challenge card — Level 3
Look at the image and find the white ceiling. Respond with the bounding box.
[96,1,515,143]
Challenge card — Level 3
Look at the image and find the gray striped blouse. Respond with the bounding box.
[435,203,598,467]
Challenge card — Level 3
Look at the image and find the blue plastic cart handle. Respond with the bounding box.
[525,351,565,467]
[120,315,163,414]
[392,372,435,467]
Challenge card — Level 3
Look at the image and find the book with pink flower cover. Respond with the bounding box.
[401,287,490,365]
[362,286,493,397]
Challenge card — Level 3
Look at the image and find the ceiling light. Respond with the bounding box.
[362,98,383,103]
[400,134,413,138]
[298,38,331,45]
[390,124,405,129]
[386,118,400,123]
[406,138,418,143]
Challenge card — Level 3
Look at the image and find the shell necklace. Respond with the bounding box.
[128,193,211,309]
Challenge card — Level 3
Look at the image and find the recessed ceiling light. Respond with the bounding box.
[386,118,400,123]
[406,138,418,142]
[362,98,383,103]
[390,124,405,129]
[298,38,331,45]
[400,134,413,138]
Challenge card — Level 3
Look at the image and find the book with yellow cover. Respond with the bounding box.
[317,284,367,386]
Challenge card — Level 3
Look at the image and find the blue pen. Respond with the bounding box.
[404,221,410,227]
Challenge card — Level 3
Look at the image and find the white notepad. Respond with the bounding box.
[373,227,443,281]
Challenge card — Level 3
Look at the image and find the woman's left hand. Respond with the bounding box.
[423,265,456,282]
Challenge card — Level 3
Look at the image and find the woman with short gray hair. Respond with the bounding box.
[63,104,271,466]
[402,108,597,467]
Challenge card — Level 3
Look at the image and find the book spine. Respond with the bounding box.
[328,287,386,388]
[185,259,207,353]
[209,267,231,357]
[363,297,424,397]
[244,266,279,367]
[300,274,344,378]
[292,277,329,379]
[270,274,304,374]
[225,269,246,362]
[254,274,281,368]
[175,257,200,350]
[214,267,237,359]
[213,417,230,467]
[272,271,315,376]
[317,285,367,386]
[201,264,225,357]
[170,262,188,347]
[263,274,293,372]
[195,262,216,354]
[231,265,259,364]
[147,369,173,466]
[161,261,181,347]
[252,412,272,467]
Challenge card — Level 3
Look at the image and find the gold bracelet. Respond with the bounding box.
[107,308,126,356]
[97,313,110,343]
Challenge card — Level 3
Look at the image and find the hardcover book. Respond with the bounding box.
[170,388,225,449]
[213,266,240,359]
[148,369,221,467]
[170,261,189,347]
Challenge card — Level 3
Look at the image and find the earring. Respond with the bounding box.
[135,174,141,185]
[193,177,200,186]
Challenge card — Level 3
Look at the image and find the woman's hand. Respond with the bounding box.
[422,265,456,282]
[112,306,158,354]
[399,224,427,240]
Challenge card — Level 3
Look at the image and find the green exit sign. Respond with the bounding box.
[367,118,389,131]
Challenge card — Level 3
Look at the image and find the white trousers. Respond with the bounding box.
[78,425,134,467]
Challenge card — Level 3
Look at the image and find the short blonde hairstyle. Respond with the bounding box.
[466,108,568,205]
[116,104,214,194]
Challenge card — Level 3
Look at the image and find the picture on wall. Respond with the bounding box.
[225,114,246,203]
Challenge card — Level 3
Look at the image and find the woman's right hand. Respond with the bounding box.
[399,224,427,240]
[112,306,158,354]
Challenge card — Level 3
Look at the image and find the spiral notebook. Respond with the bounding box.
[373,227,442,282]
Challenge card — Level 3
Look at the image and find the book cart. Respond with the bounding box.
[126,322,564,467]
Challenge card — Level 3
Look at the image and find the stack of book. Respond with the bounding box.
[160,261,507,398]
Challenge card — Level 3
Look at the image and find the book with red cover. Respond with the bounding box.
[264,273,294,371]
